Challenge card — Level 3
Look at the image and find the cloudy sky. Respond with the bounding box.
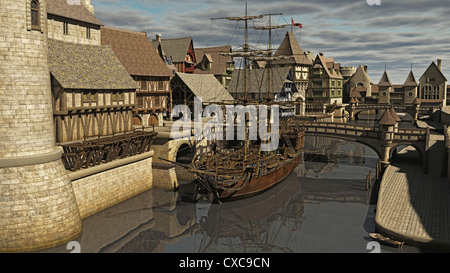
[91,0,450,84]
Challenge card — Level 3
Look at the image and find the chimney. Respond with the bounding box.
[364,65,368,73]
[81,0,95,14]
[156,33,162,42]
[437,59,442,71]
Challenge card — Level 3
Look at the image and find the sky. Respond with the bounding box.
[91,0,450,84]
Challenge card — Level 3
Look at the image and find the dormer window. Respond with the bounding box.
[31,0,41,31]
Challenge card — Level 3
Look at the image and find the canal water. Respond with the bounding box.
[42,132,434,253]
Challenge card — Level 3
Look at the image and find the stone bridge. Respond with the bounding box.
[345,103,435,121]
[302,121,430,172]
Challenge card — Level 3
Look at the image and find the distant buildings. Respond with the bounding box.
[194,45,235,88]
[307,52,344,105]
[101,27,173,127]
[152,35,197,74]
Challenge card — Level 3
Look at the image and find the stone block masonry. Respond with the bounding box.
[0,0,82,252]
[71,154,154,220]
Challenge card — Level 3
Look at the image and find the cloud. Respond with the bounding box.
[91,0,450,83]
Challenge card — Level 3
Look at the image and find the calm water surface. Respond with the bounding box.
[43,111,437,253]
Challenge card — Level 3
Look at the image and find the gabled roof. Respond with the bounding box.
[378,71,393,87]
[378,109,397,125]
[48,39,138,90]
[351,65,372,84]
[419,61,447,82]
[174,73,234,103]
[47,0,103,26]
[194,45,234,76]
[151,37,194,63]
[403,70,418,87]
[101,27,173,77]
[314,54,343,80]
[273,32,312,66]
[227,67,291,95]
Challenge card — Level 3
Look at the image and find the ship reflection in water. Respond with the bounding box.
[44,136,385,253]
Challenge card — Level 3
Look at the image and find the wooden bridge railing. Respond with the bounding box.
[61,131,158,172]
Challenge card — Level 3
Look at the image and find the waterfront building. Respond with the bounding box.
[47,0,102,45]
[418,59,447,107]
[49,39,139,143]
[194,45,235,88]
[170,72,234,112]
[307,53,344,105]
[227,67,293,101]
[152,35,197,74]
[101,27,173,127]
[271,31,313,96]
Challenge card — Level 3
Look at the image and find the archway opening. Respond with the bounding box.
[176,143,194,164]
[390,144,422,166]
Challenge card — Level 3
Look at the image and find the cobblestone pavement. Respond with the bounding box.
[376,161,450,250]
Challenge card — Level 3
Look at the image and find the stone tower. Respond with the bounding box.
[378,70,393,104]
[0,0,82,252]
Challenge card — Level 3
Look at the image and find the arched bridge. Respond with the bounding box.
[302,122,430,172]
[345,103,435,121]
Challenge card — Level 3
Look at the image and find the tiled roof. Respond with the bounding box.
[174,73,234,103]
[194,46,234,76]
[315,54,343,80]
[403,70,418,87]
[151,37,194,63]
[378,71,393,87]
[47,0,103,26]
[227,67,291,95]
[101,26,173,77]
[378,109,397,125]
[48,39,138,90]
[273,32,312,66]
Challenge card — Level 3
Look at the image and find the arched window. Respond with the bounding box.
[31,0,40,31]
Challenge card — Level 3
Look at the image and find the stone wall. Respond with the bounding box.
[47,18,100,46]
[71,154,153,219]
[0,0,82,253]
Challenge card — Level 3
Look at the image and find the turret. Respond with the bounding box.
[0,0,82,252]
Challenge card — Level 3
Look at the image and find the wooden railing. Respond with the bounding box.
[61,131,158,172]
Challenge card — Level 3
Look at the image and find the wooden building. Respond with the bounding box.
[194,45,235,88]
[152,35,196,74]
[101,27,173,127]
[49,39,139,143]
[307,53,344,104]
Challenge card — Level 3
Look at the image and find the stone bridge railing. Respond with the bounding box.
[303,122,427,142]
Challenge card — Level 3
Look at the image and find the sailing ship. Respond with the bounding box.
[187,5,307,202]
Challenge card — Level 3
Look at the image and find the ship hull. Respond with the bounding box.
[217,154,301,201]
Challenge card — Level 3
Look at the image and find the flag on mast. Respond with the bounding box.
[291,18,303,28]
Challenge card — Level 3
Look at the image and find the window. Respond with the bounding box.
[31,0,40,31]
[140,81,148,91]
[82,93,97,103]
[63,22,69,35]
[158,80,165,91]
[112,92,124,102]
[86,27,91,39]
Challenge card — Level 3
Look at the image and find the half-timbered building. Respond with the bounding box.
[152,35,196,74]
[49,38,139,144]
[101,26,173,127]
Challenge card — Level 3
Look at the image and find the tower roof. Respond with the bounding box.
[273,32,312,66]
[389,108,401,122]
[403,70,418,87]
[378,71,393,87]
[378,109,397,125]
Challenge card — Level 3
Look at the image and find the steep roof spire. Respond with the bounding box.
[378,70,392,87]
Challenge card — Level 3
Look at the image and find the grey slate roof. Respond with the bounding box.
[151,37,194,63]
[174,73,234,103]
[47,0,103,26]
[403,70,418,87]
[227,67,291,96]
[48,39,138,90]
[378,71,393,87]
